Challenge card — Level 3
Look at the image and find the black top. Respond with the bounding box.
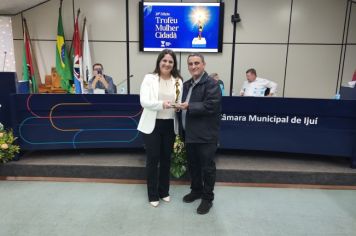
[179,72,222,143]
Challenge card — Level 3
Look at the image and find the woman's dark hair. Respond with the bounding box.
[153,49,182,79]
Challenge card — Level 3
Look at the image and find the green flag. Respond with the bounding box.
[22,43,29,82]
[56,7,72,92]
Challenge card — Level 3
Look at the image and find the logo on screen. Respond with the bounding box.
[160,41,172,47]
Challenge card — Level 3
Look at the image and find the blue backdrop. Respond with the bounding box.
[4,94,356,168]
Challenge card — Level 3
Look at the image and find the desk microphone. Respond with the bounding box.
[2,51,7,72]
[117,74,133,86]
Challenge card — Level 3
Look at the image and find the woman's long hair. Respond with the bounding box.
[153,49,182,80]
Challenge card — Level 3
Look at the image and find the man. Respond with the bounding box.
[240,68,277,97]
[179,53,221,215]
[88,63,116,94]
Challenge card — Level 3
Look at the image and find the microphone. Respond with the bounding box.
[117,74,133,86]
[2,51,7,72]
[116,75,133,94]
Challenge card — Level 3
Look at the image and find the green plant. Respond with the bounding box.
[171,135,187,178]
[0,123,20,163]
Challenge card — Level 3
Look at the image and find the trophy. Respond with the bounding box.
[172,79,180,108]
[191,8,208,48]
[198,20,203,40]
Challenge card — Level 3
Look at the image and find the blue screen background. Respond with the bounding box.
[143,4,221,51]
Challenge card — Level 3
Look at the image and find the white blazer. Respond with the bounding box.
[137,73,183,134]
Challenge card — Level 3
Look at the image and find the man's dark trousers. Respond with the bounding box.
[186,143,217,201]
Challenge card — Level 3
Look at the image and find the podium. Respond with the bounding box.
[17,80,30,93]
[0,72,18,129]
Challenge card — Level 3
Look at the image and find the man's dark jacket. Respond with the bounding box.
[179,72,222,143]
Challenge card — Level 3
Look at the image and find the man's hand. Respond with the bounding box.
[91,76,99,89]
[179,102,189,110]
[94,75,109,89]
[97,75,105,82]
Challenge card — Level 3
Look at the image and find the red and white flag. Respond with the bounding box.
[73,13,83,94]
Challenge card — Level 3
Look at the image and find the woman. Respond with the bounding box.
[137,49,183,207]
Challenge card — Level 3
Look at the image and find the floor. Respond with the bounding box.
[0,181,355,236]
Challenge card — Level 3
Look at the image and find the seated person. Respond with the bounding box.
[210,73,225,96]
[240,68,277,97]
[88,63,116,94]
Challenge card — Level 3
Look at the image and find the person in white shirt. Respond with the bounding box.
[240,68,277,97]
[137,49,183,207]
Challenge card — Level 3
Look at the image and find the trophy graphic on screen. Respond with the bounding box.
[198,21,203,40]
[191,7,209,48]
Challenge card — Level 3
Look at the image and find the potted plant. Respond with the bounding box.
[170,135,187,178]
[0,123,20,163]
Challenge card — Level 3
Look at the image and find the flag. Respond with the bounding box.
[56,5,72,92]
[82,22,92,83]
[22,20,38,93]
[72,14,83,94]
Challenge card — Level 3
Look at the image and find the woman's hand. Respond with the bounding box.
[163,100,172,109]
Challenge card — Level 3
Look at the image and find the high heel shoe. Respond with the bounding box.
[161,196,170,202]
[150,201,159,207]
